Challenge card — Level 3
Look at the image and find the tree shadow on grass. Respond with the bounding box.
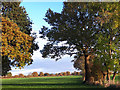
[1,77,103,88]
[2,78,84,87]
[2,83,81,86]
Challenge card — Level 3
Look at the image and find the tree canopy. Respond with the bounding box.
[40,2,120,83]
[2,17,33,71]
[1,1,39,75]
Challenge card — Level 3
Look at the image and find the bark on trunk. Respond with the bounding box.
[107,69,111,82]
[83,73,85,81]
[104,74,107,81]
[84,54,91,83]
[112,71,117,81]
[103,73,107,81]
[83,70,85,81]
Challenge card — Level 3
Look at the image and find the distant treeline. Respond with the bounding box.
[2,71,82,78]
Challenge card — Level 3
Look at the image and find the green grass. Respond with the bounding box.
[1,76,104,89]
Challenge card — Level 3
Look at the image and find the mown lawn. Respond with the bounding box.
[1,76,105,89]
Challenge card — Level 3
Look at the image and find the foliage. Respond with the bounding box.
[39,72,44,76]
[1,1,39,75]
[58,73,63,76]
[7,72,12,77]
[91,60,103,81]
[13,75,19,78]
[55,73,58,76]
[19,74,24,78]
[50,74,54,76]
[76,72,80,76]
[66,71,70,76]
[40,2,101,82]
[95,2,120,75]
[1,17,33,69]
[44,73,49,76]
[62,72,67,76]
[2,1,32,35]
[32,72,38,77]
[72,56,85,71]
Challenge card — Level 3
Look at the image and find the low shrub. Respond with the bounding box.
[66,71,70,76]
[39,72,44,76]
[71,72,74,75]
[19,74,24,78]
[7,72,12,77]
[58,73,63,76]
[44,73,49,76]
[50,74,54,76]
[27,75,33,77]
[62,72,67,76]
[76,72,80,75]
[32,72,38,77]
[14,75,19,78]
[74,71,77,75]
[55,73,58,76]
[24,76,27,78]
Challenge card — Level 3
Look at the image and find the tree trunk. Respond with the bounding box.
[83,70,85,81]
[84,54,92,83]
[103,73,107,81]
[112,71,117,81]
[107,69,111,82]
[104,74,107,81]
[83,73,85,81]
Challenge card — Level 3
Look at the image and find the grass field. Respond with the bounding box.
[1,76,105,89]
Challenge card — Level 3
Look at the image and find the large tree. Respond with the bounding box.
[40,2,101,83]
[95,2,120,82]
[1,1,39,75]
[1,17,34,76]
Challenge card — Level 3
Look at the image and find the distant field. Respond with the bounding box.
[1,76,105,89]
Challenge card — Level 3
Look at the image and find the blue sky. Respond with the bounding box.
[11,2,79,75]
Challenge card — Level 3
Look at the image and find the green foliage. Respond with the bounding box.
[40,2,100,60]
[91,60,103,81]
[40,2,102,82]
[40,2,120,82]
[95,2,120,73]
[7,72,12,77]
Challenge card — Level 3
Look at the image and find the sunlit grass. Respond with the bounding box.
[1,76,104,88]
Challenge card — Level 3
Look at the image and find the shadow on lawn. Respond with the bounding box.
[2,78,87,86]
[2,83,82,86]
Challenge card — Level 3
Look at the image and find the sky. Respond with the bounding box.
[10,1,79,75]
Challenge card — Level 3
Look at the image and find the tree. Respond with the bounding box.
[1,1,39,75]
[7,72,12,77]
[40,2,101,83]
[95,2,120,82]
[2,56,11,76]
[1,17,33,76]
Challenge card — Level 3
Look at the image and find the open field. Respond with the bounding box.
[1,76,105,89]
[1,75,120,89]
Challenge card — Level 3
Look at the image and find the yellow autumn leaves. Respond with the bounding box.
[1,17,33,68]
